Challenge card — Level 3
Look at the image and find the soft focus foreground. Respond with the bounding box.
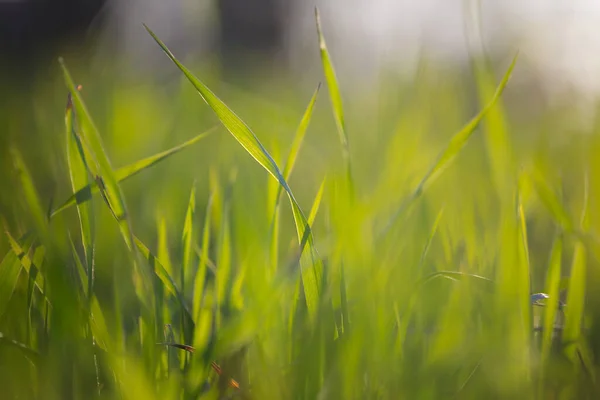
[2,16,600,400]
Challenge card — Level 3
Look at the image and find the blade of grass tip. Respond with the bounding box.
[66,88,96,304]
[562,240,586,360]
[181,183,196,363]
[59,58,135,251]
[145,25,323,318]
[381,52,519,236]
[314,8,353,191]
[517,193,532,335]
[182,183,196,291]
[52,127,215,218]
[193,196,213,320]
[10,147,48,239]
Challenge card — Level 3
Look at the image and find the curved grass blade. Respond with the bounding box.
[529,171,573,232]
[382,53,519,235]
[419,271,494,289]
[315,8,353,190]
[59,58,134,251]
[10,148,48,238]
[145,25,323,318]
[269,86,321,275]
[51,127,216,218]
[66,90,96,303]
[182,183,196,290]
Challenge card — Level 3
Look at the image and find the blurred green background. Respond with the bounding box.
[3,3,600,400]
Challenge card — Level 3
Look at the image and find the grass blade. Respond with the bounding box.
[182,183,196,291]
[563,241,586,360]
[315,8,353,189]
[541,235,562,362]
[51,127,216,218]
[59,59,135,251]
[382,53,518,234]
[66,89,96,303]
[145,25,323,319]
[193,196,213,320]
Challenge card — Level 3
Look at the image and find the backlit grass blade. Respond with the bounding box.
[563,241,586,360]
[280,84,321,198]
[270,87,321,273]
[59,59,135,251]
[517,194,532,334]
[308,178,326,226]
[315,8,353,189]
[181,183,196,353]
[10,148,48,238]
[157,215,173,276]
[541,235,562,364]
[145,25,322,318]
[51,127,215,218]
[182,183,196,291]
[5,230,45,291]
[193,196,213,320]
[383,53,518,234]
[66,90,96,303]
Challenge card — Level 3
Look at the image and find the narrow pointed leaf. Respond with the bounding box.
[51,127,215,218]
[145,25,322,318]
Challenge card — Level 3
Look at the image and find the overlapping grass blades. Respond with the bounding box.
[51,127,215,218]
[145,25,323,319]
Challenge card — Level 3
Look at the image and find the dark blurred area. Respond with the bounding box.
[0,0,106,70]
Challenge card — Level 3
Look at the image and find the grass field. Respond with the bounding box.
[1,14,600,400]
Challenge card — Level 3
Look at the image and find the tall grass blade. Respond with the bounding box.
[181,183,196,355]
[59,59,135,251]
[51,127,215,218]
[383,53,518,234]
[315,8,353,190]
[145,25,323,318]
[66,90,96,303]
[193,196,213,320]
[563,241,586,360]
[541,235,562,364]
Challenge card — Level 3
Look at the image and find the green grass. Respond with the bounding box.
[2,17,600,400]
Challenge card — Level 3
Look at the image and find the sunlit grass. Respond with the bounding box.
[1,15,600,400]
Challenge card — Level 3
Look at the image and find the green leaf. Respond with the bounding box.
[315,8,353,188]
[59,59,135,251]
[563,241,586,360]
[541,235,562,362]
[182,183,196,291]
[66,96,96,302]
[145,25,323,319]
[383,53,519,234]
[193,196,213,320]
[51,127,216,218]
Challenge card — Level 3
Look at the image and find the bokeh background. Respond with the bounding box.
[2,1,600,399]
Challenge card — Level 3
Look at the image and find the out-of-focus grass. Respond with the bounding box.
[2,17,600,400]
